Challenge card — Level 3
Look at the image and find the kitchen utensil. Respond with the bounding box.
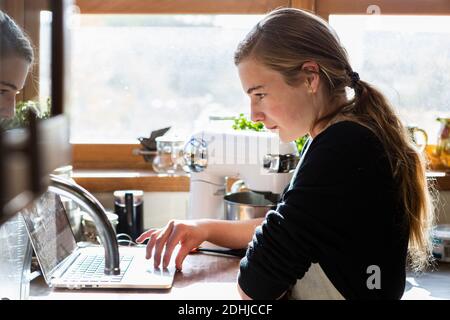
[192,247,247,258]
[224,191,276,221]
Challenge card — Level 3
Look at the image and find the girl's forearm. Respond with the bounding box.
[198,218,265,249]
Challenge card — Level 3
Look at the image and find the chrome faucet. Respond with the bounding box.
[48,174,120,275]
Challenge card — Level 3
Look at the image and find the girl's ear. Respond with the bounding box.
[301,61,320,93]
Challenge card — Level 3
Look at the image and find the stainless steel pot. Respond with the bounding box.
[224,191,276,221]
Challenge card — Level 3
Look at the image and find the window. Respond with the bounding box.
[65,14,263,143]
[329,15,450,144]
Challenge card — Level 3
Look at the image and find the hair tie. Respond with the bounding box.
[349,71,360,88]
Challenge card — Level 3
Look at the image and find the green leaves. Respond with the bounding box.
[0,98,51,130]
[294,135,309,153]
[232,113,264,132]
[231,113,309,153]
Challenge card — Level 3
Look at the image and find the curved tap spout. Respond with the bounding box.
[48,174,120,275]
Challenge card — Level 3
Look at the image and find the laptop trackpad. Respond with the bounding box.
[118,246,176,288]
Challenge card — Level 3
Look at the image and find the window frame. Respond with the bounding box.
[4,0,448,190]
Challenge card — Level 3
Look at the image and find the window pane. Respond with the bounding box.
[67,14,262,143]
[329,15,450,144]
[39,11,51,110]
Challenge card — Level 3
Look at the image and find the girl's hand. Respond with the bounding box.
[136,219,209,271]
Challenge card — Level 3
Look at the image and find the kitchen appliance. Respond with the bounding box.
[182,129,299,220]
[114,190,144,240]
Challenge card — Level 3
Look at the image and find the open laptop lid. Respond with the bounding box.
[21,191,78,284]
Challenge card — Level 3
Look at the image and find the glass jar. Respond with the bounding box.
[436,118,450,169]
[407,125,428,153]
[152,136,185,174]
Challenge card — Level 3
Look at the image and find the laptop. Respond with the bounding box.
[21,191,175,289]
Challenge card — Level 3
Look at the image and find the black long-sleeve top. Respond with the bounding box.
[238,121,409,299]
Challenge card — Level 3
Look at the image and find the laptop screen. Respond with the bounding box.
[21,191,77,279]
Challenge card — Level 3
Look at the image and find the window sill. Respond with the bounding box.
[427,171,450,191]
[73,169,450,193]
[73,169,190,192]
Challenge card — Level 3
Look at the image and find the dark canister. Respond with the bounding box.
[113,190,144,240]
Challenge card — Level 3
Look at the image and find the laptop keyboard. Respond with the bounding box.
[62,254,133,283]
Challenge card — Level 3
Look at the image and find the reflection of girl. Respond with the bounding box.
[137,8,436,299]
[0,10,34,119]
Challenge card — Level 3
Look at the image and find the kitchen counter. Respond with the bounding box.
[29,250,450,300]
[403,262,450,300]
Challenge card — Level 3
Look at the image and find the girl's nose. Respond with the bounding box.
[250,106,264,123]
[250,112,264,123]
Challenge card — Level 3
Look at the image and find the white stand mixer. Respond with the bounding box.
[183,129,299,220]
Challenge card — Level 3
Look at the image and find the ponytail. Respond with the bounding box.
[347,80,436,271]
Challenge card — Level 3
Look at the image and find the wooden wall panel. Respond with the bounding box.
[290,0,315,12]
[76,0,289,14]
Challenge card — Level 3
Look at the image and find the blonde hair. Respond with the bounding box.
[235,8,436,271]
